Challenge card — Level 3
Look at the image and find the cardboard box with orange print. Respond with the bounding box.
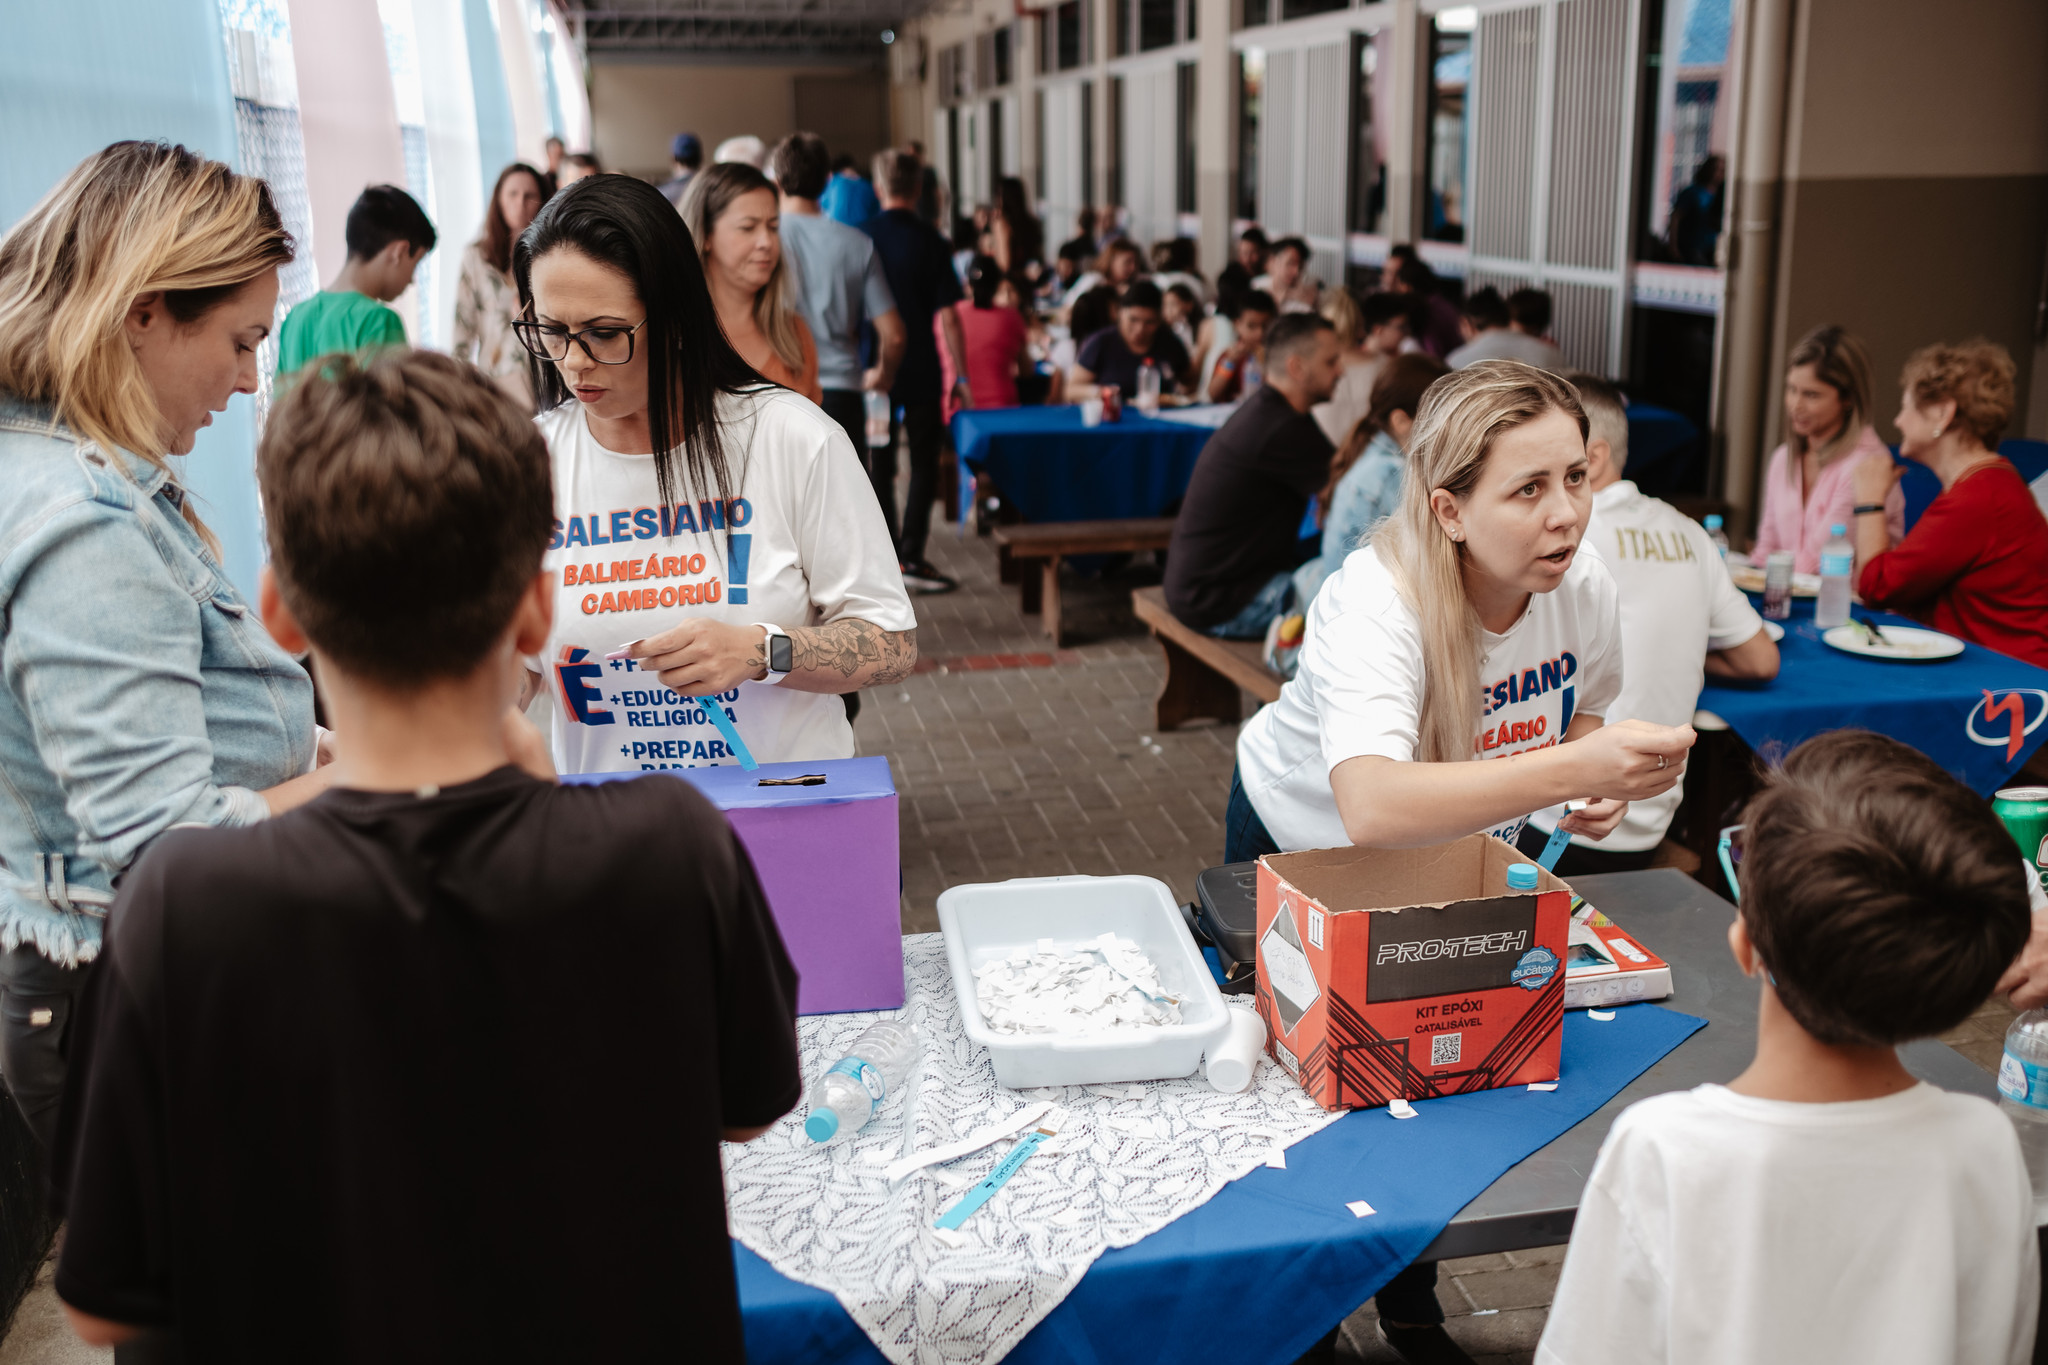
[1255,836,1569,1110]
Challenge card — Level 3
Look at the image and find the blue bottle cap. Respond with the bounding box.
[1704,514,1723,529]
[1830,524,1847,537]
[804,1109,840,1143]
[1506,864,1539,891]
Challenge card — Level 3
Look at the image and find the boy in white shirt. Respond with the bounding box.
[1539,729,2038,1365]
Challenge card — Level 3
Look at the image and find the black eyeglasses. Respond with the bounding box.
[512,316,647,365]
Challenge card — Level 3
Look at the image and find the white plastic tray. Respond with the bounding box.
[937,875,1232,1089]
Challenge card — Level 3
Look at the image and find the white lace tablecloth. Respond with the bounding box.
[723,934,1345,1365]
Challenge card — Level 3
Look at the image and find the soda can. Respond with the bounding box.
[1993,787,2048,894]
[1100,383,1122,423]
[1762,551,1795,621]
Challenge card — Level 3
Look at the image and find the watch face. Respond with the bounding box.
[770,632,793,675]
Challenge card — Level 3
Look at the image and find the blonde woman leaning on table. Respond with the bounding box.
[1226,361,1695,1355]
[515,175,912,774]
[1749,324,1903,573]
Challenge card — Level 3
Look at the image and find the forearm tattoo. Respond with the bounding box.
[790,619,918,685]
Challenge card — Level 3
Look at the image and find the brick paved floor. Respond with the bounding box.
[852,522,1250,933]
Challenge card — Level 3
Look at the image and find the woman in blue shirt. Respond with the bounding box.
[1293,353,1451,606]
[0,143,330,1142]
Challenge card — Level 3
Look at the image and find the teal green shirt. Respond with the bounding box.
[275,291,408,377]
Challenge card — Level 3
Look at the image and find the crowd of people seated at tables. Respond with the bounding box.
[3,127,2048,1364]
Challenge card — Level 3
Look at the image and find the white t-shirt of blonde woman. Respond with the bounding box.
[535,389,915,774]
[1235,546,1624,852]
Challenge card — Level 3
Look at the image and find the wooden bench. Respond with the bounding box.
[1131,586,1285,731]
[991,518,1176,646]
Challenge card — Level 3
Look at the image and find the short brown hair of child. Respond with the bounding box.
[257,350,555,688]
[1736,729,2031,1048]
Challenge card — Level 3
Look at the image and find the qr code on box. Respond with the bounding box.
[1431,1032,1462,1066]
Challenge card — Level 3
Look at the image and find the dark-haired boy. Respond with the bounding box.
[53,351,801,1361]
[1539,729,2038,1365]
[276,184,437,377]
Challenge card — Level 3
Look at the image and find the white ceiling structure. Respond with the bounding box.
[557,0,933,56]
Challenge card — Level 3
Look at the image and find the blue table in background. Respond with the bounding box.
[952,406,1219,524]
[953,403,1713,527]
[1697,599,2048,794]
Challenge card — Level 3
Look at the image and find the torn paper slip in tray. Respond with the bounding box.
[973,935,1183,1035]
[722,935,1345,1365]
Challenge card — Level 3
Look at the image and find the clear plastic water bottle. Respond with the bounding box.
[864,389,891,448]
[1135,358,1162,415]
[804,1019,919,1145]
[1703,514,1730,561]
[1815,523,1854,629]
[1998,1009,2048,1224]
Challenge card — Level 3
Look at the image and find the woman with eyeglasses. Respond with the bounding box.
[677,163,821,403]
[515,176,915,774]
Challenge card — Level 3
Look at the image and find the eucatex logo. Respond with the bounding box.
[1375,930,1529,966]
[1967,689,2048,762]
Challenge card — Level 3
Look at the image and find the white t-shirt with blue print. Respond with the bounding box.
[533,389,914,774]
[1237,544,1623,853]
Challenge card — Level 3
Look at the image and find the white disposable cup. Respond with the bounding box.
[1205,1006,1268,1093]
[1079,398,1102,428]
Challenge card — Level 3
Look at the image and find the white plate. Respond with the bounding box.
[1821,623,1964,662]
[1729,563,1822,597]
[1762,620,1784,643]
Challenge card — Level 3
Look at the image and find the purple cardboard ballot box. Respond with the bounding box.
[564,757,902,1015]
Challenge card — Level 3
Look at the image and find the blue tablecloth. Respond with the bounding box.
[952,407,1220,523]
[735,1002,1705,1365]
[1698,599,2048,793]
[954,404,1713,526]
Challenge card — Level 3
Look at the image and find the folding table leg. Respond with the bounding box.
[1152,635,1242,731]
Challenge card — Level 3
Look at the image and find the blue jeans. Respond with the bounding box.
[1223,767,1283,864]
[1205,571,1295,641]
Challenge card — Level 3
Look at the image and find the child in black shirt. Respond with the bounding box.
[53,351,802,1362]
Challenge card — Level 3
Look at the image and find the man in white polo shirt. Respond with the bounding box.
[1521,374,1780,875]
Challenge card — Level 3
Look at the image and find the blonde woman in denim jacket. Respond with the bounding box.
[0,143,334,1145]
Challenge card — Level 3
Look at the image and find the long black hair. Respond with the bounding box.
[514,174,764,511]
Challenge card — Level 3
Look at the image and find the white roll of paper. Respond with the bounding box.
[1204,1005,1268,1093]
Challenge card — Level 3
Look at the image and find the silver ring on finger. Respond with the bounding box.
[1657,753,1667,770]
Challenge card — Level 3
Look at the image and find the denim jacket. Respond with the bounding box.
[1293,429,1406,608]
[0,395,313,966]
